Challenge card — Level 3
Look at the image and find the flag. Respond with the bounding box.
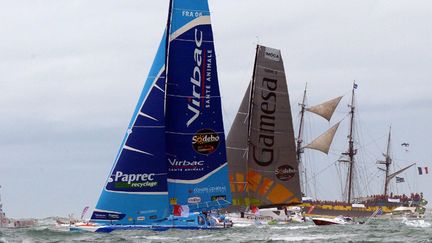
[173,205,190,217]
[307,205,315,214]
[396,177,405,183]
[418,166,429,175]
[353,83,358,89]
[180,205,190,217]
[173,205,182,216]
[80,206,89,220]
[376,207,383,216]
[250,205,259,215]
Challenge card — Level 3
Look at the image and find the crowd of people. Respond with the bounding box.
[307,192,424,207]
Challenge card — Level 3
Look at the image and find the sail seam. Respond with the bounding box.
[166,94,221,98]
[165,131,225,135]
[256,65,285,73]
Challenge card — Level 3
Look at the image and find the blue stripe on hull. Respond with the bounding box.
[73,213,233,233]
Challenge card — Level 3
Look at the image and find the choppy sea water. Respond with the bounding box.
[1,218,431,243]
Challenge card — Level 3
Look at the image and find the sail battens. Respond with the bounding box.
[249,127,290,135]
[166,94,221,98]
[253,86,288,95]
[170,38,214,44]
[139,112,158,121]
[226,147,248,151]
[91,0,233,226]
[165,131,224,135]
[165,0,231,213]
[133,126,165,128]
[255,65,285,73]
[123,145,154,156]
[154,85,164,92]
[125,65,165,133]
[304,121,341,154]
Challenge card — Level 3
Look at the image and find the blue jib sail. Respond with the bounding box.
[165,0,232,212]
[90,32,170,225]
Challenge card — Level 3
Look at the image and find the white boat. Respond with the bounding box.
[312,215,361,226]
[391,206,426,219]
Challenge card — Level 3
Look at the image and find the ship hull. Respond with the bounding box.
[302,202,397,218]
[70,213,233,233]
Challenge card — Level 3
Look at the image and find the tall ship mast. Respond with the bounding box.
[299,82,426,217]
[378,127,392,196]
[377,127,416,197]
[340,82,357,204]
[297,85,343,199]
[296,84,307,196]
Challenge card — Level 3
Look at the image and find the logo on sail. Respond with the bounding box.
[264,47,280,61]
[187,197,202,204]
[211,195,227,201]
[108,171,158,188]
[168,158,205,172]
[275,165,297,181]
[187,28,204,127]
[252,77,277,167]
[192,129,220,154]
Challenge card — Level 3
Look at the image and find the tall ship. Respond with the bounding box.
[72,0,233,232]
[226,45,302,222]
[296,83,427,218]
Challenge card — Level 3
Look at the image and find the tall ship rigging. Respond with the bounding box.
[296,83,427,217]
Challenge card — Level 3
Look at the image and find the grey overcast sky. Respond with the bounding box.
[1,0,431,218]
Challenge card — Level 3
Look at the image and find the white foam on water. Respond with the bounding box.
[232,222,254,227]
[0,237,11,243]
[402,218,431,228]
[140,235,180,241]
[271,233,352,242]
[185,234,213,240]
[269,225,315,230]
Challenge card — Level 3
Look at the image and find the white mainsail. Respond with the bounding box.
[303,121,341,154]
[306,96,343,121]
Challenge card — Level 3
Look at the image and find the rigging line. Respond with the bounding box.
[335,162,344,201]
[392,157,413,163]
[221,100,233,133]
[308,159,339,180]
[355,133,387,151]
[364,167,382,194]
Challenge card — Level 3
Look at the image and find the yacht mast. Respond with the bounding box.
[297,83,307,196]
